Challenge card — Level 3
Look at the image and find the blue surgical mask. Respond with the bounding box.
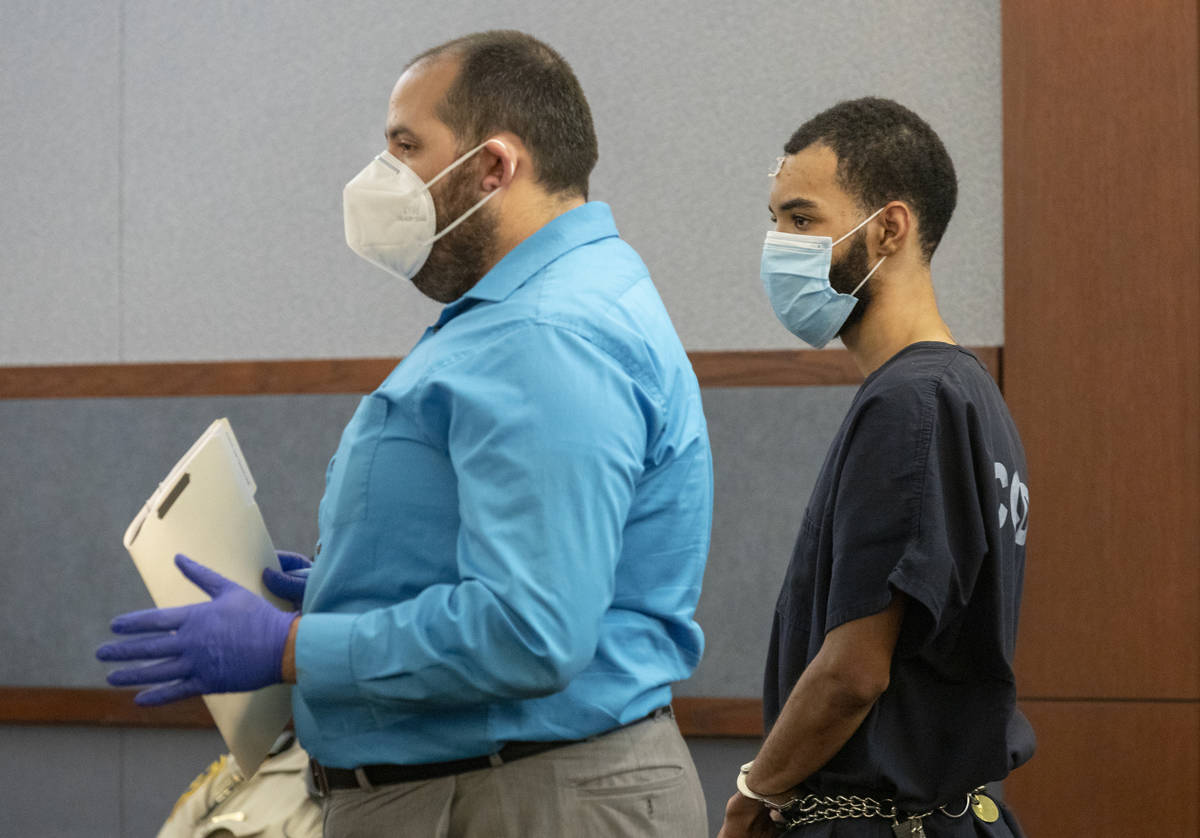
[760,207,887,348]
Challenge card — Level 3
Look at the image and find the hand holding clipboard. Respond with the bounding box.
[97,419,296,776]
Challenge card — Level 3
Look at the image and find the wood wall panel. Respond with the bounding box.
[1002,0,1200,833]
[0,687,213,729]
[1004,701,1200,836]
[0,688,761,739]
[0,348,1001,399]
[1002,0,1200,699]
[0,358,402,400]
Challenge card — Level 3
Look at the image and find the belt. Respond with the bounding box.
[310,705,673,795]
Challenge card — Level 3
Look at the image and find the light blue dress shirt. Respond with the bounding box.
[293,203,713,768]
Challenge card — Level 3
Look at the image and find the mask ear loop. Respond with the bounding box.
[831,205,888,247]
[833,205,889,297]
[849,255,886,297]
[423,140,491,189]
[421,139,509,245]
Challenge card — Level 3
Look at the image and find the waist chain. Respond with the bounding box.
[775,786,1000,835]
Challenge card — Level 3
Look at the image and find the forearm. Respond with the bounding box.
[292,580,603,706]
[747,662,880,798]
[746,595,906,800]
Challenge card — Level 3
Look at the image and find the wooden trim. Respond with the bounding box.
[689,350,864,388]
[692,347,999,389]
[0,358,402,400]
[0,687,213,729]
[0,347,1000,399]
[0,688,761,738]
[672,696,763,739]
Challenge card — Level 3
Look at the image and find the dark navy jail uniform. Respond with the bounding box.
[763,343,1035,837]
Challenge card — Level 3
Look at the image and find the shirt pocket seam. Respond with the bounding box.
[327,395,388,527]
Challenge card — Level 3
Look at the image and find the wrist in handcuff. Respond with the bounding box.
[736,761,800,812]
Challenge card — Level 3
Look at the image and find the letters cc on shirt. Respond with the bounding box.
[993,462,1030,546]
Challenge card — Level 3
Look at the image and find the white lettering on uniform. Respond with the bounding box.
[994,462,1030,546]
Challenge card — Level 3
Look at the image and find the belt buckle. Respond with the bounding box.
[353,767,376,792]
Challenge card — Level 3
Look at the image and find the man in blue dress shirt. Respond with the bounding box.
[98,30,713,837]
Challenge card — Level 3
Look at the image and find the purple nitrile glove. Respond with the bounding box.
[262,550,312,608]
[96,554,295,706]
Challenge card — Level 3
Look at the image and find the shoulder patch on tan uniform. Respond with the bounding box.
[168,755,230,820]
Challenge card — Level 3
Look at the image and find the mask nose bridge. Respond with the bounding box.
[374,152,403,174]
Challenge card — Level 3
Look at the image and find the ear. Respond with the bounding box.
[480,136,519,193]
[874,201,914,258]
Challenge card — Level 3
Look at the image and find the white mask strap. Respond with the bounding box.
[835,205,889,297]
[421,139,508,245]
[423,140,492,190]
[849,256,887,297]
[832,205,887,247]
[427,188,499,245]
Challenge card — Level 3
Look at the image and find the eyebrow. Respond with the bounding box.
[385,124,416,143]
[776,197,819,213]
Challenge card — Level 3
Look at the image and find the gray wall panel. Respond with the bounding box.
[0,726,122,837]
[0,386,852,836]
[0,5,1003,829]
[574,0,1003,351]
[0,386,845,693]
[0,1,122,365]
[680,386,857,697]
[120,727,230,836]
[1,0,1001,365]
[690,737,765,833]
[118,1,443,363]
[0,726,230,837]
[0,395,358,687]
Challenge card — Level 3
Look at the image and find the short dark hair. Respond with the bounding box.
[409,30,598,199]
[785,97,957,261]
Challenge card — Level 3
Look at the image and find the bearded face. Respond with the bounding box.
[828,228,874,335]
[409,161,499,304]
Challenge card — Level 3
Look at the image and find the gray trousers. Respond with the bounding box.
[321,712,708,837]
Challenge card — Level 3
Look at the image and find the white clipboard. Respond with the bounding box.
[122,418,293,776]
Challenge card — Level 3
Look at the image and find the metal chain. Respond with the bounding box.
[779,785,990,831]
[781,794,898,829]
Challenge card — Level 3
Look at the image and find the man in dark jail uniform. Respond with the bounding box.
[719,98,1034,838]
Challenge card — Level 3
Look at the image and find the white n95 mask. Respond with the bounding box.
[343,140,502,281]
[760,206,887,348]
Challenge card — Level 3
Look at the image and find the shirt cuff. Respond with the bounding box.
[295,612,360,703]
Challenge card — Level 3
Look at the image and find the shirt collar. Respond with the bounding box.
[435,202,619,326]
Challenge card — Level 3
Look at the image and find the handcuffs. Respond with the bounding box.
[736,762,1001,834]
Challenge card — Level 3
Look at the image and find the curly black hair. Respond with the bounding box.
[785,98,957,262]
